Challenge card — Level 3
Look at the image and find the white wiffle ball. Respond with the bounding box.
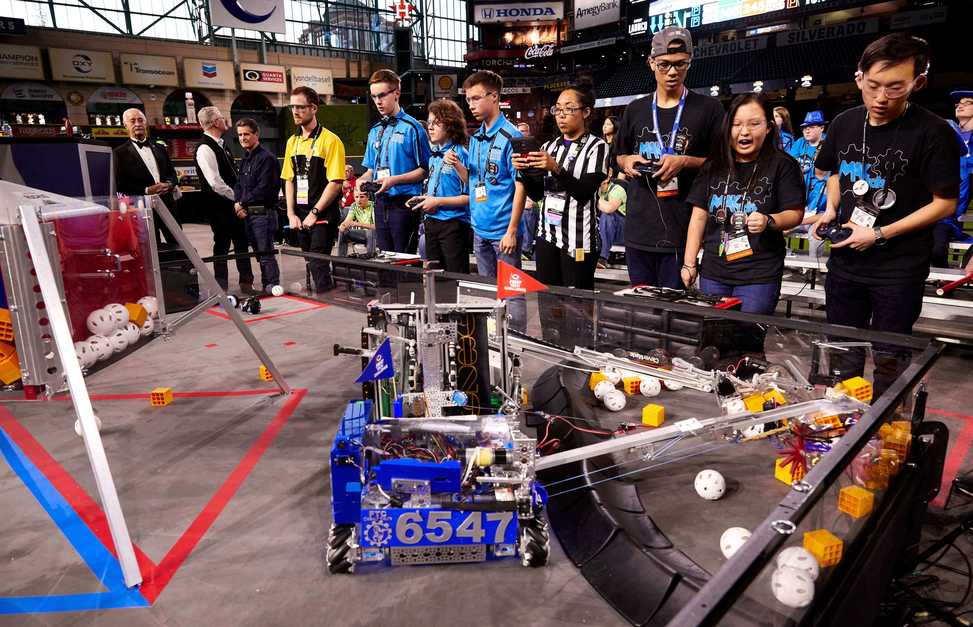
[105,303,130,329]
[776,546,820,582]
[639,377,662,397]
[694,469,726,500]
[87,336,113,361]
[771,565,815,608]
[593,379,616,400]
[720,527,751,559]
[74,341,96,369]
[137,296,159,318]
[140,316,155,337]
[86,308,115,336]
[603,388,626,412]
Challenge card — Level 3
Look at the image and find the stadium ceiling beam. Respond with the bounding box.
[76,0,128,36]
[136,0,189,38]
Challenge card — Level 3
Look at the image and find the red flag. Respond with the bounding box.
[497,260,547,299]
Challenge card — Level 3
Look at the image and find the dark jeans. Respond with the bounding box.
[533,238,598,290]
[825,273,924,400]
[375,194,420,253]
[626,246,681,288]
[424,218,471,273]
[473,232,525,332]
[599,212,625,260]
[245,211,280,289]
[295,207,336,292]
[337,227,376,256]
[209,202,253,289]
[521,207,539,255]
[698,276,782,315]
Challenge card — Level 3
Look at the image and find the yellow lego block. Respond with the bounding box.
[259,365,274,381]
[891,420,912,434]
[0,341,21,384]
[879,423,893,440]
[881,448,902,477]
[622,376,642,396]
[814,414,842,429]
[763,389,787,407]
[865,455,891,490]
[744,393,766,413]
[804,529,842,567]
[838,486,874,518]
[0,308,13,342]
[883,429,911,457]
[149,387,173,406]
[589,371,608,391]
[839,376,873,403]
[775,456,806,485]
[124,303,148,327]
[641,403,665,427]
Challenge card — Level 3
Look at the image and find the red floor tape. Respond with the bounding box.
[928,408,973,508]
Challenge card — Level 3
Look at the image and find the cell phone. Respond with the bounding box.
[510,137,540,158]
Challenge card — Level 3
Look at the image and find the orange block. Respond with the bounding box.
[0,341,21,384]
[149,387,173,406]
[804,529,843,567]
[0,308,12,342]
[838,485,874,518]
[259,365,274,382]
[124,303,148,327]
[775,456,806,485]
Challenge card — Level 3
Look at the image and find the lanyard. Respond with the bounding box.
[293,124,323,176]
[376,116,397,170]
[652,87,688,156]
[474,131,500,189]
[860,108,903,196]
[717,164,759,225]
[428,143,453,198]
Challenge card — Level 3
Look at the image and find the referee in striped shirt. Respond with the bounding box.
[514,86,608,289]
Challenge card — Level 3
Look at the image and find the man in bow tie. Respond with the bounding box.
[194,106,254,294]
[356,69,431,253]
[114,108,181,246]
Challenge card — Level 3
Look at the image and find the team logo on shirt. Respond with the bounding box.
[707,177,772,216]
[637,126,691,160]
[837,145,908,199]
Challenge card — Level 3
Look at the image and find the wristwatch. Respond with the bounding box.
[873,226,887,246]
[310,207,320,216]
[766,214,776,229]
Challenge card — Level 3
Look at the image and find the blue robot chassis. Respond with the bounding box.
[327,272,549,573]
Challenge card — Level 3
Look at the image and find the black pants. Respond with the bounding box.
[825,273,924,400]
[533,238,598,289]
[296,208,336,292]
[534,238,597,346]
[209,202,253,289]
[424,218,470,273]
[375,194,420,254]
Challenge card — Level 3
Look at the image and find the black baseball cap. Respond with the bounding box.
[651,27,693,58]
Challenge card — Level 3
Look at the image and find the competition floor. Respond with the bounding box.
[2,224,973,626]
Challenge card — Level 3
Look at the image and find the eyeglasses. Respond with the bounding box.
[957,100,973,108]
[428,118,444,128]
[465,91,496,105]
[371,89,397,101]
[550,105,584,117]
[654,60,691,72]
[731,120,767,130]
[861,78,918,100]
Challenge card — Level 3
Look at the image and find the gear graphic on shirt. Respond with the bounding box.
[836,143,909,200]
[707,176,773,214]
[363,510,392,547]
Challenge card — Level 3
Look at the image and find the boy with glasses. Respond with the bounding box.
[357,69,431,253]
[463,70,527,331]
[614,27,724,289]
[812,33,960,397]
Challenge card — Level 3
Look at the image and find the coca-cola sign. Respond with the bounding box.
[524,43,556,59]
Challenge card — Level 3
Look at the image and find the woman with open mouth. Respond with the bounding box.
[680,93,807,315]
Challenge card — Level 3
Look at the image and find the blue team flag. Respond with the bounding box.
[356,338,395,383]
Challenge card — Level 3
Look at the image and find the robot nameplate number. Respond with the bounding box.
[361,509,516,548]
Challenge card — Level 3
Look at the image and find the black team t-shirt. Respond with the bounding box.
[613,90,724,252]
[687,151,805,285]
[815,104,961,284]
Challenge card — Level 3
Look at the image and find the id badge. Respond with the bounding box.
[657,176,679,198]
[296,176,309,204]
[545,194,566,226]
[725,232,753,261]
[376,168,391,181]
[474,184,488,202]
[850,204,877,228]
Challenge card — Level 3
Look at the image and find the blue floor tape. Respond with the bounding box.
[0,427,148,613]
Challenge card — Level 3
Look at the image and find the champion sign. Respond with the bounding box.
[573,0,619,30]
[474,2,563,23]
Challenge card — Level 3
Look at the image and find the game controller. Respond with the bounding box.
[360,181,381,195]
[633,161,660,176]
[815,222,852,244]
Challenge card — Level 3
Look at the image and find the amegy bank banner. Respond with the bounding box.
[574,0,619,30]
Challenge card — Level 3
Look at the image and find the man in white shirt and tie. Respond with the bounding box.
[114,108,181,246]
[194,106,254,293]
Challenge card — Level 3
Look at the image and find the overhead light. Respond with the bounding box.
[753,80,764,93]
[800,74,813,88]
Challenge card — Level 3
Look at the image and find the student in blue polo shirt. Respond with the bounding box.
[408,99,471,273]
[932,90,973,267]
[358,69,432,254]
[464,70,527,331]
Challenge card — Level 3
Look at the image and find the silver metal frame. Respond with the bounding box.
[19,205,142,587]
